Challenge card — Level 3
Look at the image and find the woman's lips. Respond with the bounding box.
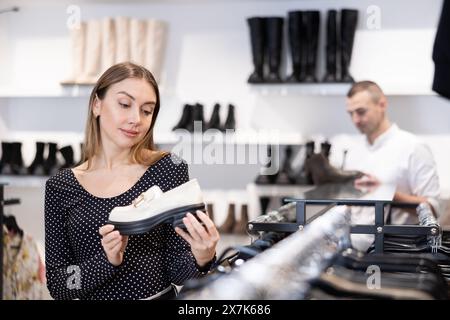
[120,129,139,137]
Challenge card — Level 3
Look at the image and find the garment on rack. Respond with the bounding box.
[432,0,450,99]
[2,226,46,300]
[306,248,449,300]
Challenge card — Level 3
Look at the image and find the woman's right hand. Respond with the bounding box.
[99,224,129,267]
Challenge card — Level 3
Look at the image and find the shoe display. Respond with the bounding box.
[115,16,130,64]
[0,142,12,175]
[304,153,363,185]
[217,203,236,234]
[274,145,296,185]
[286,11,306,82]
[108,179,206,235]
[43,142,59,176]
[172,104,193,131]
[233,204,249,235]
[265,17,284,83]
[223,104,236,131]
[255,145,277,184]
[145,19,168,82]
[303,11,320,83]
[320,140,332,159]
[340,9,358,83]
[78,19,102,84]
[27,142,46,175]
[323,10,338,82]
[295,141,315,185]
[10,142,26,175]
[100,17,116,74]
[61,21,86,84]
[206,103,222,131]
[247,17,266,83]
[186,103,205,133]
[59,145,75,170]
[206,203,215,225]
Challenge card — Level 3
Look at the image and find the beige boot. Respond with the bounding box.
[61,22,86,85]
[115,16,130,64]
[78,19,101,84]
[130,18,147,66]
[100,17,116,74]
[233,204,249,235]
[217,203,236,234]
[206,203,215,225]
[145,19,168,82]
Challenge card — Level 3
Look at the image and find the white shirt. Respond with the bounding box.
[330,124,441,225]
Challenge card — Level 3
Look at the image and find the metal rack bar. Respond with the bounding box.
[248,198,436,254]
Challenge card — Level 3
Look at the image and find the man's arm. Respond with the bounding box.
[405,143,441,217]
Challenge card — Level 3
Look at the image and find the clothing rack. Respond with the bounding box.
[0,183,21,300]
[248,198,438,254]
[183,205,351,299]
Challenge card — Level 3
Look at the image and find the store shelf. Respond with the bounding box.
[0,175,48,188]
[155,130,304,145]
[248,83,437,96]
[247,182,315,198]
[248,83,352,96]
[0,85,94,98]
[0,84,175,98]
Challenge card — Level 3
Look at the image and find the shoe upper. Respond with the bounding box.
[109,179,204,223]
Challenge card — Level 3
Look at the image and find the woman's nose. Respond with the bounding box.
[128,107,141,124]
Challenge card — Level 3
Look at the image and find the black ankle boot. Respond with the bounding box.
[28,141,46,175]
[223,104,236,131]
[0,142,12,175]
[320,140,332,159]
[186,103,205,133]
[275,145,295,185]
[266,17,284,83]
[340,9,358,83]
[206,103,222,131]
[247,17,266,83]
[173,104,193,131]
[323,10,338,82]
[44,142,58,176]
[286,11,306,82]
[259,196,271,215]
[59,145,75,170]
[255,145,277,184]
[295,141,315,185]
[10,142,26,175]
[304,11,320,83]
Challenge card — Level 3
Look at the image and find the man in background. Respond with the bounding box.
[332,81,440,246]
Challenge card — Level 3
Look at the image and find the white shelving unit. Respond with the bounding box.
[0,175,49,188]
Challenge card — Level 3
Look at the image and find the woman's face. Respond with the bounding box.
[94,77,157,150]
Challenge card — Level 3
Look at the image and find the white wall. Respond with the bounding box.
[1,0,450,242]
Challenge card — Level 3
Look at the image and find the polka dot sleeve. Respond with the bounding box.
[159,160,199,284]
[44,181,119,300]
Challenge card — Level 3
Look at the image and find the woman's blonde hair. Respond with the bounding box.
[82,62,168,169]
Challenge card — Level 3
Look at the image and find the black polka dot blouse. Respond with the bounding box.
[44,154,208,300]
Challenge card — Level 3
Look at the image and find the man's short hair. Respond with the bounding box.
[347,80,385,103]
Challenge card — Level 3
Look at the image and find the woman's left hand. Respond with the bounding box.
[175,210,220,268]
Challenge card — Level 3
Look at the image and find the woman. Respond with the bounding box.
[44,62,219,300]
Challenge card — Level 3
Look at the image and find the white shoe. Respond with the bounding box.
[108,179,205,235]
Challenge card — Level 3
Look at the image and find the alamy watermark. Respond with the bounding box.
[366,265,381,290]
[66,265,81,290]
[169,123,281,176]
[66,5,81,30]
[366,5,381,30]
